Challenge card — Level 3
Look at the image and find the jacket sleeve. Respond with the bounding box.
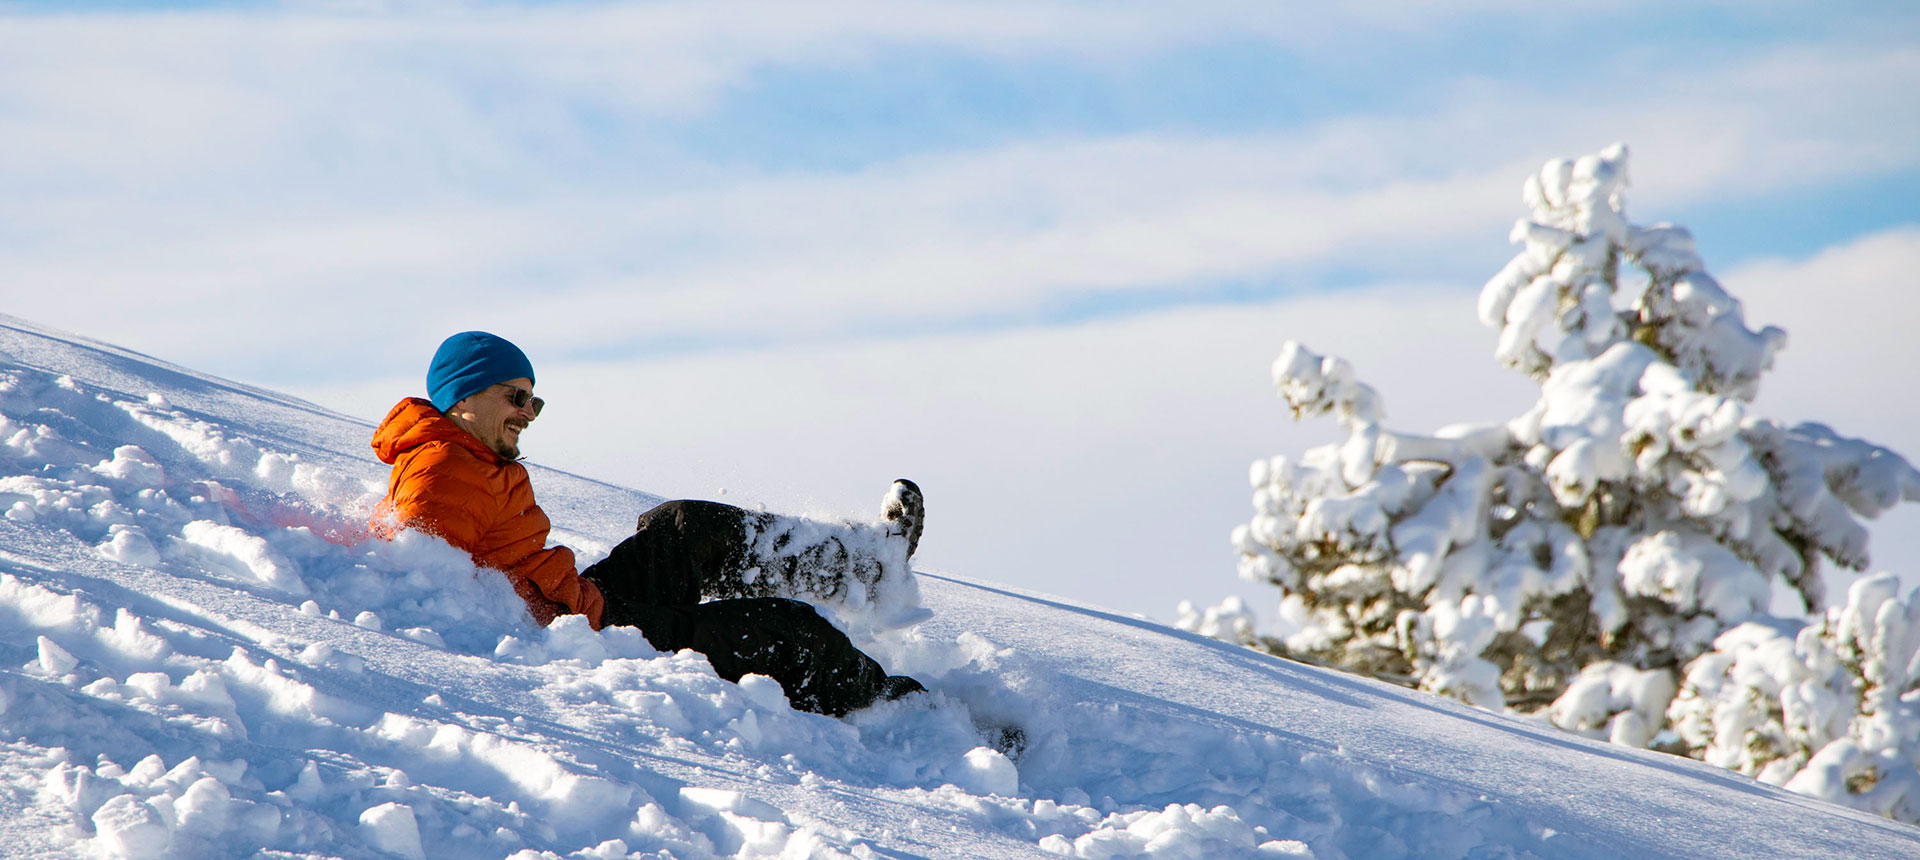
[514,545,605,629]
[385,445,605,629]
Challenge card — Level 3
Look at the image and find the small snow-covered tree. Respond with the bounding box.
[1186,144,1920,818]
[1667,574,1920,820]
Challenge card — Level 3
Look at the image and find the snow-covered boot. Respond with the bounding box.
[733,507,924,627]
[594,499,928,631]
[881,478,924,558]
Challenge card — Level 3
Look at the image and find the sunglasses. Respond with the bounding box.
[499,384,545,418]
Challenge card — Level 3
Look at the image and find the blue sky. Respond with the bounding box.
[3,0,1917,620]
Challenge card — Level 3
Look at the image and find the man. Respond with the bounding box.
[372,331,925,716]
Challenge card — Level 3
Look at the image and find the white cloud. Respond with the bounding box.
[4,9,1913,380]
[1738,227,1920,428]
[0,0,1581,160]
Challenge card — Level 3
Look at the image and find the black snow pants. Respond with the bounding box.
[580,499,923,717]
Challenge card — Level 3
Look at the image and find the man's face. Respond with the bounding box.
[447,377,537,460]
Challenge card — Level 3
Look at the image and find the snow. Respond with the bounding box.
[1,312,1918,859]
[360,801,426,860]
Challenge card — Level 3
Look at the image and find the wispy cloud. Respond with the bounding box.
[7,32,1913,379]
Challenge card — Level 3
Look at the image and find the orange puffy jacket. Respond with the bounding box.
[370,398,604,628]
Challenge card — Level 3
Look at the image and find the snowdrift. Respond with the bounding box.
[0,313,1914,860]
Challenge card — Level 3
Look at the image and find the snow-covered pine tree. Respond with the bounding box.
[1183,144,1920,817]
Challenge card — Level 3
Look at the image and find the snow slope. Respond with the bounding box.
[0,313,1915,860]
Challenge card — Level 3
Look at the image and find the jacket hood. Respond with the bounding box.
[371,397,496,465]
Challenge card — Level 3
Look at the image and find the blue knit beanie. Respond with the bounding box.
[427,332,536,412]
